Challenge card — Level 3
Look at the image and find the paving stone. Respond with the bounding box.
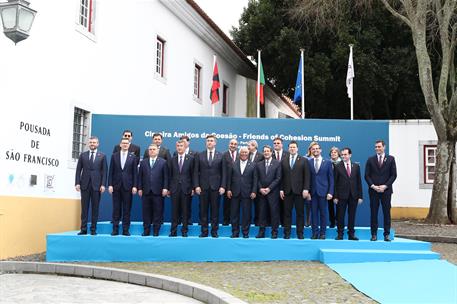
[128,272,146,285]
[74,265,94,277]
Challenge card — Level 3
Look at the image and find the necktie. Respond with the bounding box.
[231,151,236,162]
[90,151,95,163]
[346,163,351,177]
[378,155,383,167]
[150,158,155,168]
[208,151,213,166]
[314,158,319,173]
[290,155,295,168]
[265,160,270,174]
[179,156,183,172]
[276,151,280,161]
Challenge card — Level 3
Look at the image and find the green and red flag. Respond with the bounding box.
[256,55,265,105]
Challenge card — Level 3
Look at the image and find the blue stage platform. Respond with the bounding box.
[46,222,440,263]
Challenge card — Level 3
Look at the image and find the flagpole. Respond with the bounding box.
[212,55,216,117]
[257,49,261,119]
[349,44,354,120]
[300,48,305,119]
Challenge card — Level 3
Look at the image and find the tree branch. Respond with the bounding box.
[380,0,413,28]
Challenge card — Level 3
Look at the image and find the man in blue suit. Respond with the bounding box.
[108,137,138,236]
[168,140,195,237]
[194,134,226,238]
[365,140,397,241]
[256,145,282,239]
[226,147,257,238]
[308,142,334,239]
[75,136,108,235]
[138,144,169,236]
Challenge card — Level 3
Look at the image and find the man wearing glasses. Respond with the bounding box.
[112,130,141,158]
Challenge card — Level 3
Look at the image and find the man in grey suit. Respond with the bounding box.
[75,136,107,235]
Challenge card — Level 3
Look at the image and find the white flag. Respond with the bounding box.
[346,46,355,99]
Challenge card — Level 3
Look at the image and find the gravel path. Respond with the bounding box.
[393,220,457,237]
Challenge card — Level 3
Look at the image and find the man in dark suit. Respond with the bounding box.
[365,140,397,241]
[280,140,310,239]
[222,138,238,225]
[256,145,282,239]
[168,140,195,237]
[194,134,226,238]
[75,136,108,235]
[308,142,334,239]
[248,140,264,226]
[333,147,363,240]
[143,132,171,161]
[108,137,138,236]
[112,130,141,158]
[226,147,257,238]
[272,137,289,227]
[138,144,169,236]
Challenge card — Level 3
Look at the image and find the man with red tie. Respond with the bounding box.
[222,138,238,225]
[333,147,363,240]
[365,140,397,242]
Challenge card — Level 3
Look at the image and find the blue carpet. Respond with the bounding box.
[328,259,457,304]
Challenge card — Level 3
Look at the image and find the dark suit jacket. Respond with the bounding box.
[227,160,257,198]
[334,161,363,200]
[281,154,310,195]
[249,151,264,163]
[272,150,289,162]
[168,153,195,195]
[222,150,237,185]
[365,154,397,194]
[75,150,108,191]
[308,157,334,197]
[173,149,197,157]
[256,158,282,194]
[143,146,171,162]
[138,157,169,195]
[113,143,140,158]
[108,151,138,191]
[194,150,226,191]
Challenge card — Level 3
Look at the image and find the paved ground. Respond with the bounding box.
[0,273,202,304]
[392,219,457,237]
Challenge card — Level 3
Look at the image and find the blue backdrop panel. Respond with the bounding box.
[328,260,457,304]
[91,115,389,227]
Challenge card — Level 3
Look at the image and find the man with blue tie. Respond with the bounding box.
[365,140,397,241]
[308,142,334,239]
[256,145,282,239]
[75,136,108,235]
[138,144,169,236]
[168,140,195,237]
[194,134,226,238]
[108,137,138,236]
[226,147,257,238]
[333,147,363,241]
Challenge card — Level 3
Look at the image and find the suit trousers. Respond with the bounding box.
[199,189,220,233]
[284,194,305,236]
[171,186,190,234]
[223,196,232,224]
[311,195,328,236]
[369,191,392,236]
[142,193,163,232]
[80,187,101,232]
[328,199,337,227]
[112,189,132,231]
[258,193,279,232]
[230,196,252,235]
[336,197,358,235]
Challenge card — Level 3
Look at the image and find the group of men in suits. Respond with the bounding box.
[75,131,396,242]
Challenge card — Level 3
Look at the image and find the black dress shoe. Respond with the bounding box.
[90,231,97,236]
[384,235,391,242]
[297,234,304,240]
[223,221,230,226]
[122,231,131,236]
[169,232,177,237]
[182,232,188,237]
[211,232,219,238]
[348,235,359,241]
[271,233,278,239]
[329,224,335,228]
[199,233,208,238]
[230,234,239,238]
[255,232,265,239]
[77,230,87,235]
[319,234,326,240]
[153,232,159,237]
[335,235,343,240]
[370,235,377,241]
[284,234,290,240]
[242,234,249,239]
[311,234,318,240]
[142,231,150,236]
[111,230,119,236]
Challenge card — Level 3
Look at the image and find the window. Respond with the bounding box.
[193,64,201,99]
[424,145,437,184]
[156,37,165,77]
[222,84,229,115]
[79,0,95,33]
[72,107,90,160]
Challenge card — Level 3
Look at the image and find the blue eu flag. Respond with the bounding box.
[293,56,303,104]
